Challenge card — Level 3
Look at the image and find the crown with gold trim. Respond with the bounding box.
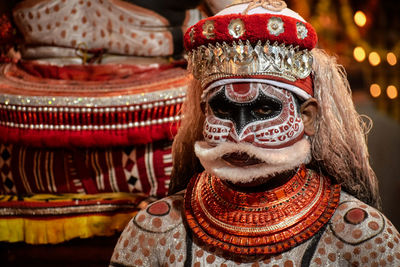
[184,0,317,99]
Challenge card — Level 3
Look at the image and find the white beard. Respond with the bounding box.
[194,137,312,184]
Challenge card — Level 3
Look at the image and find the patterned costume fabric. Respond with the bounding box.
[12,0,202,57]
[110,171,400,266]
[0,141,172,197]
[0,0,204,244]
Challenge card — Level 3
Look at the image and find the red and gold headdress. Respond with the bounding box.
[184,0,317,99]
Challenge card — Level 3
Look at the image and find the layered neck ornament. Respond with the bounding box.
[184,166,341,255]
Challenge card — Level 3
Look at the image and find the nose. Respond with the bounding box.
[232,107,251,136]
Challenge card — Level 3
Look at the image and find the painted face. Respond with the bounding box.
[204,82,304,149]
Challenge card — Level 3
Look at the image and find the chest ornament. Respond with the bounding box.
[184,166,341,255]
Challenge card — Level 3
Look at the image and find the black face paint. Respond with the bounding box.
[208,88,283,134]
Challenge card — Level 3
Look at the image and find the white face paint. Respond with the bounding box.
[195,82,311,184]
[203,83,304,149]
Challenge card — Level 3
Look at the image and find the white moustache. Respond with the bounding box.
[194,138,312,184]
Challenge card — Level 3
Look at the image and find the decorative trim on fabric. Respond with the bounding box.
[0,63,188,147]
[0,192,147,244]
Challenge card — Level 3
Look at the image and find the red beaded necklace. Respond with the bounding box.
[184,165,341,255]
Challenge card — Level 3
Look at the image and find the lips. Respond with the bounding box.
[222,152,263,167]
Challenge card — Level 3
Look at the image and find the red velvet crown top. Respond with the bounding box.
[184,13,317,51]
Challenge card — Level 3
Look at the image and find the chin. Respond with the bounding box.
[194,137,312,184]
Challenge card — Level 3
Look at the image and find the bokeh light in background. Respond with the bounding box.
[354,11,367,27]
[369,84,381,98]
[368,51,381,66]
[387,85,398,99]
[353,46,366,62]
[386,52,397,66]
[286,0,400,231]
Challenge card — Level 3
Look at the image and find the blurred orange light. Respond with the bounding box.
[353,47,366,62]
[354,11,367,27]
[387,52,397,66]
[387,85,398,99]
[370,84,381,98]
[368,52,381,66]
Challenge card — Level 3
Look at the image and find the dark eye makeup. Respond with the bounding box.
[208,88,282,121]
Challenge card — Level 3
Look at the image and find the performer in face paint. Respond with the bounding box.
[111,1,400,266]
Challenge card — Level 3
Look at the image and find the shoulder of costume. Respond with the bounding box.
[132,191,185,233]
[329,191,400,245]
